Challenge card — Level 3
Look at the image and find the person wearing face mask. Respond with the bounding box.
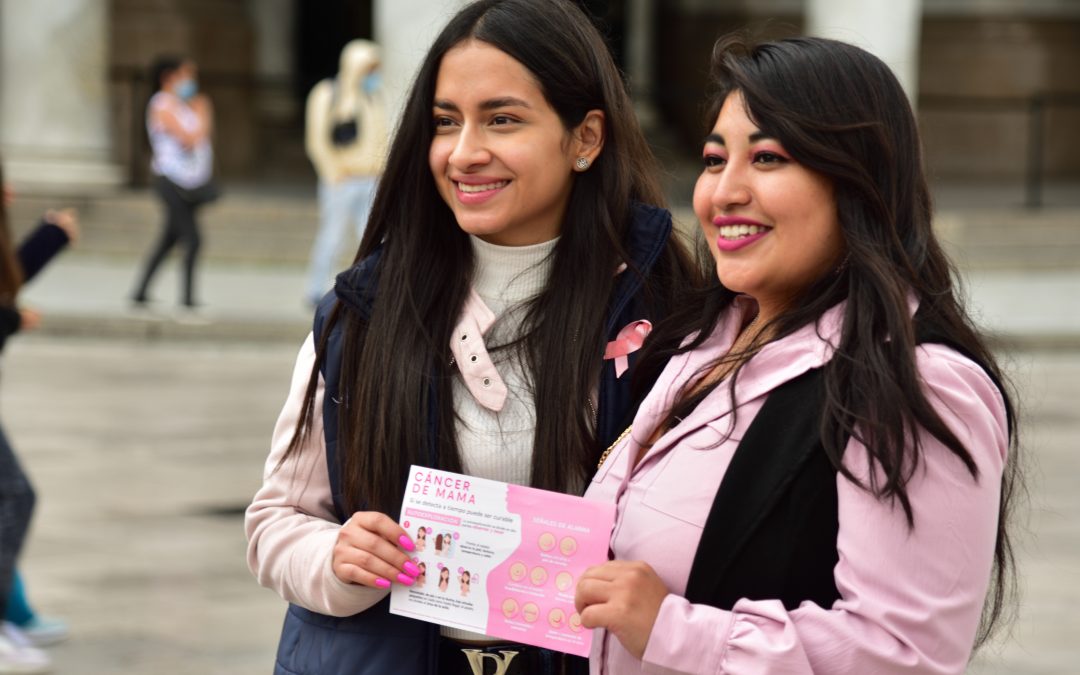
[131,56,217,318]
[303,39,389,307]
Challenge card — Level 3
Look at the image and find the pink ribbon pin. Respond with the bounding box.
[604,320,652,378]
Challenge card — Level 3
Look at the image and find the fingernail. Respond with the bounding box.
[397,572,415,586]
[375,578,391,589]
[403,561,420,577]
[399,535,415,552]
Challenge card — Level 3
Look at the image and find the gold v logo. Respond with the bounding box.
[461,648,520,675]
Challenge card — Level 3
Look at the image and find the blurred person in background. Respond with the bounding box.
[0,170,79,673]
[130,55,217,318]
[303,39,388,307]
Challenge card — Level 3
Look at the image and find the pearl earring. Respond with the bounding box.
[575,157,590,171]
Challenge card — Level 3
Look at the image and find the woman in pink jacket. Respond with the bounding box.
[576,36,1020,674]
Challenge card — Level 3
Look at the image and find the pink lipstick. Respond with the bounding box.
[713,216,771,252]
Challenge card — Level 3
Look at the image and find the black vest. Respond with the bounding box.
[684,321,1007,612]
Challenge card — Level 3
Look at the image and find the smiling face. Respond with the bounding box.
[429,40,597,247]
[693,91,843,321]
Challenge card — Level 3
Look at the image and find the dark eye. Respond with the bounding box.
[491,115,515,126]
[434,116,456,129]
[753,151,786,165]
[702,154,725,169]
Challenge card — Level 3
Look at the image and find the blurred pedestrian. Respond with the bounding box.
[131,55,217,317]
[0,170,78,674]
[303,39,388,306]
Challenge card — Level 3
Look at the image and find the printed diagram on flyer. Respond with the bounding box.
[389,466,615,657]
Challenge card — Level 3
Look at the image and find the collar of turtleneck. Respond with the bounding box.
[469,235,559,311]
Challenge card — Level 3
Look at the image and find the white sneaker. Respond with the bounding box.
[0,625,50,673]
[14,618,68,648]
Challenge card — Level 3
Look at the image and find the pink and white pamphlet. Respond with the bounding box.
[389,466,616,657]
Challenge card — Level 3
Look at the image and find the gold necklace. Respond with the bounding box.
[597,424,633,469]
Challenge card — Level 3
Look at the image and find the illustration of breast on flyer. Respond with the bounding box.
[389,466,616,657]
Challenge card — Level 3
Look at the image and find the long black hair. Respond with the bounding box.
[149,55,184,93]
[634,35,1020,646]
[284,0,696,515]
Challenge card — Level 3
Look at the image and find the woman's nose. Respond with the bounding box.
[448,125,491,169]
[711,162,751,210]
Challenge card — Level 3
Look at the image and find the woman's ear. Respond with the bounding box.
[571,110,605,171]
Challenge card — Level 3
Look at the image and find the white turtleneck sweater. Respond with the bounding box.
[443,235,556,642]
[452,235,556,486]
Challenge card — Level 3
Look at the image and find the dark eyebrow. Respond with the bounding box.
[433,97,532,112]
[703,131,774,145]
[480,97,531,110]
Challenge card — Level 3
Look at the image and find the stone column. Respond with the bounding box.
[625,0,660,128]
[806,0,923,102]
[249,0,297,119]
[0,0,123,191]
[373,0,468,127]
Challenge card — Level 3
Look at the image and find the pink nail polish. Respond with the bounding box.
[375,578,391,589]
[399,535,415,552]
[403,561,420,577]
[397,572,415,586]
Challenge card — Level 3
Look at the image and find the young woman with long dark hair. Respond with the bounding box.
[575,36,1020,674]
[245,1,699,673]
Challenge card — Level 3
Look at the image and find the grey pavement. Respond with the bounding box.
[3,191,1080,673]
[4,335,1078,673]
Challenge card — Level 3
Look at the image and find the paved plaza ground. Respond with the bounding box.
[0,331,1076,673]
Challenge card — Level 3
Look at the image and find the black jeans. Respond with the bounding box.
[133,175,204,306]
[0,422,35,618]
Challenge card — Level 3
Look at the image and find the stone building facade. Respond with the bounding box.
[1,0,1077,193]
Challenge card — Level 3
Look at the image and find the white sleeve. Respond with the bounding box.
[244,333,388,616]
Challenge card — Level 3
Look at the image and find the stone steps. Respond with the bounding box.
[8,190,1079,271]
[9,188,323,266]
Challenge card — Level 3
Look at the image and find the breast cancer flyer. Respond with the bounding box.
[389,466,615,657]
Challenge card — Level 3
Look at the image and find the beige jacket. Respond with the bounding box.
[305,40,388,183]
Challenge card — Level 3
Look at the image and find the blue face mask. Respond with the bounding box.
[175,78,198,101]
[362,72,381,95]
